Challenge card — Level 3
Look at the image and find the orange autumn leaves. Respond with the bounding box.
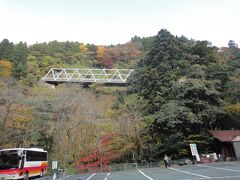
[0,60,12,77]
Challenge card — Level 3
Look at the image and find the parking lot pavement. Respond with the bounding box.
[58,172,109,180]
[38,162,240,180]
[140,162,240,180]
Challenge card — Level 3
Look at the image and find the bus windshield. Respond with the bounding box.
[0,150,21,170]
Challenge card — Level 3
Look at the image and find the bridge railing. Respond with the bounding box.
[42,68,134,84]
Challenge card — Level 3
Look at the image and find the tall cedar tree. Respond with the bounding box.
[128,29,189,112]
[12,42,28,80]
[0,39,15,61]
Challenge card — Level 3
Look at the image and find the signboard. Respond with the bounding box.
[52,161,58,170]
[195,154,200,162]
[190,144,200,162]
[190,143,198,155]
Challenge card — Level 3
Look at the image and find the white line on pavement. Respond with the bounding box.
[170,167,210,179]
[104,172,110,180]
[86,173,96,180]
[138,169,154,180]
[196,164,240,172]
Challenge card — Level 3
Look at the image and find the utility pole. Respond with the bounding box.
[96,126,103,172]
[64,140,67,179]
[62,125,67,179]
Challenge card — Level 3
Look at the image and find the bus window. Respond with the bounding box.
[0,150,21,169]
[26,151,47,161]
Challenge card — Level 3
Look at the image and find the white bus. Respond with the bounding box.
[0,148,48,179]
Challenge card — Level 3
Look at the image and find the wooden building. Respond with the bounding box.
[209,130,240,160]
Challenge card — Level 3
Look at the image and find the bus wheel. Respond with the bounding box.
[23,172,29,180]
[40,170,44,177]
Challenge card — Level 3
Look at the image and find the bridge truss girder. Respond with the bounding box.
[42,68,134,84]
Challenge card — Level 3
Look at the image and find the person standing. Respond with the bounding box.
[164,154,170,168]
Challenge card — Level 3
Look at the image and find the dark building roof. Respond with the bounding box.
[209,130,240,142]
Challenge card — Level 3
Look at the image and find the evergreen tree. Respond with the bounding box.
[12,42,28,80]
[0,39,15,61]
[128,29,190,112]
[228,40,238,48]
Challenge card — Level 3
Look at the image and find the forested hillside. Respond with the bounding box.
[127,30,240,160]
[0,36,154,85]
[0,29,240,169]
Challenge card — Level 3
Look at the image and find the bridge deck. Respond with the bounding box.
[42,68,134,84]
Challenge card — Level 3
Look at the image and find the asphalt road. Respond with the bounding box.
[38,162,240,180]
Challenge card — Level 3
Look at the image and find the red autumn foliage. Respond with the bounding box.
[76,134,113,173]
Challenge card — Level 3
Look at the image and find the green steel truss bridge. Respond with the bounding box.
[42,68,134,84]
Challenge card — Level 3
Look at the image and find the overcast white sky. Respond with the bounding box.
[0,0,239,47]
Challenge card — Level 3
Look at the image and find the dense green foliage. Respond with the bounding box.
[0,39,15,61]
[127,29,240,160]
[12,42,28,80]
